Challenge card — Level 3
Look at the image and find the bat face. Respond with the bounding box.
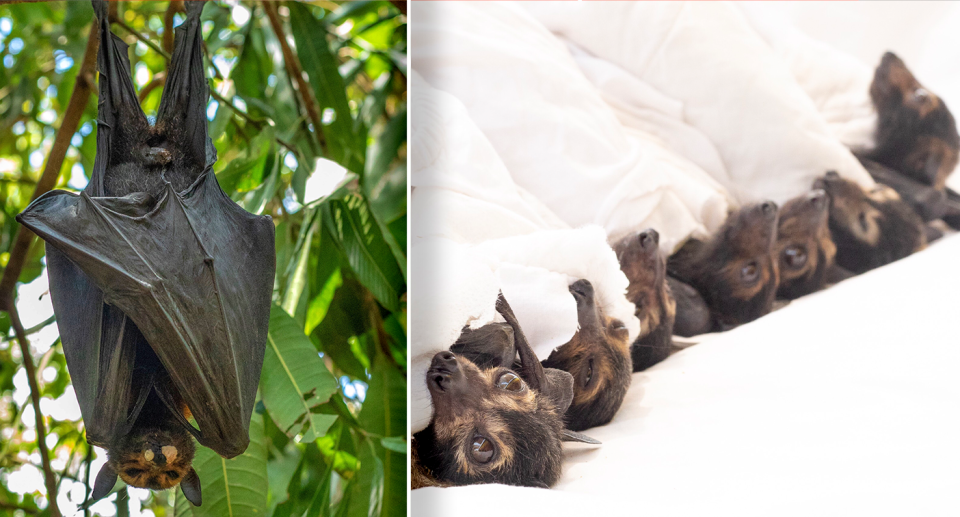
[541,280,631,431]
[668,202,780,330]
[110,426,196,490]
[868,52,959,189]
[414,352,565,488]
[615,229,677,371]
[775,189,836,300]
[815,172,926,274]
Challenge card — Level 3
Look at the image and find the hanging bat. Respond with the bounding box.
[16,0,275,506]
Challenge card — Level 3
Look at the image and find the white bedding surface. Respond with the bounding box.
[413,233,960,515]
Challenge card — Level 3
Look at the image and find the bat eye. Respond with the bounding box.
[497,372,524,392]
[471,436,495,463]
[783,246,807,270]
[740,262,759,283]
[124,468,144,478]
[858,212,869,232]
[166,471,180,479]
[584,358,594,387]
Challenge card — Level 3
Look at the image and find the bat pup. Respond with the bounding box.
[774,189,838,300]
[614,228,676,372]
[413,295,599,488]
[542,279,632,431]
[864,52,959,190]
[814,171,926,274]
[667,201,780,335]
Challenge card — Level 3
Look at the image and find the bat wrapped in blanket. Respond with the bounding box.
[16,0,275,506]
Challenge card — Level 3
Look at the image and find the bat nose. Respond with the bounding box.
[760,201,777,217]
[569,279,595,304]
[638,229,659,250]
[428,352,462,392]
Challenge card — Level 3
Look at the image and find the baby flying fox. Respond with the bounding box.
[542,279,632,431]
[774,189,837,300]
[667,201,780,333]
[614,229,676,371]
[414,295,597,489]
[814,171,926,274]
[866,52,960,190]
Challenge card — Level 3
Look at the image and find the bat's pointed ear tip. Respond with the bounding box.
[181,468,203,506]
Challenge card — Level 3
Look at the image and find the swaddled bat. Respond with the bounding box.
[15,1,275,505]
[774,189,838,300]
[541,280,631,431]
[614,229,676,372]
[413,295,599,489]
[667,201,780,335]
[814,171,925,274]
[864,52,959,191]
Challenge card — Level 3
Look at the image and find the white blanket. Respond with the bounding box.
[410,73,640,432]
[411,2,733,252]
[524,2,876,205]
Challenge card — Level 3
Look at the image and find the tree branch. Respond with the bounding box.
[262,1,328,155]
[0,17,98,308]
[0,501,39,515]
[8,303,61,517]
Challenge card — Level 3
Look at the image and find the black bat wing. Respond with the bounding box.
[17,0,275,458]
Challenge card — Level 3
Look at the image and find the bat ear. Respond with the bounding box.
[180,468,203,506]
[450,322,515,369]
[541,368,574,414]
[89,463,118,503]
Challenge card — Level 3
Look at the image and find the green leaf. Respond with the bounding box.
[346,441,384,517]
[379,437,405,454]
[322,193,405,311]
[261,306,340,442]
[354,355,406,517]
[175,413,268,517]
[315,278,371,380]
[288,2,364,171]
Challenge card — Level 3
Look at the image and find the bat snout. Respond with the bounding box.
[428,352,464,393]
[569,279,595,304]
[808,189,827,211]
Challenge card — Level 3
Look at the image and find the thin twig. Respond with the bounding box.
[262,1,328,154]
[0,17,98,308]
[111,16,170,60]
[8,303,61,517]
[0,501,39,515]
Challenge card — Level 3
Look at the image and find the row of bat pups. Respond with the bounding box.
[411,51,960,490]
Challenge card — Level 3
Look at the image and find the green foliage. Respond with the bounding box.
[0,1,407,516]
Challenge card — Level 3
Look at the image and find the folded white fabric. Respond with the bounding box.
[524,1,876,205]
[410,72,640,432]
[411,1,732,252]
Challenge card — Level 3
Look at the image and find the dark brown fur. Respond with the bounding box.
[814,171,926,274]
[103,113,204,198]
[775,190,836,300]
[541,280,631,431]
[614,229,676,371]
[667,202,780,331]
[866,52,959,190]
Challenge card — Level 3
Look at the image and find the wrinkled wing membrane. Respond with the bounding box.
[19,174,275,457]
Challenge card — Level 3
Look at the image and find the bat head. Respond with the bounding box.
[814,171,926,274]
[614,229,676,371]
[774,189,836,299]
[668,201,780,330]
[868,52,959,189]
[414,351,572,488]
[542,280,631,431]
[91,424,202,506]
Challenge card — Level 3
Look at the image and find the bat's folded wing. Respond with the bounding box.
[19,172,276,457]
